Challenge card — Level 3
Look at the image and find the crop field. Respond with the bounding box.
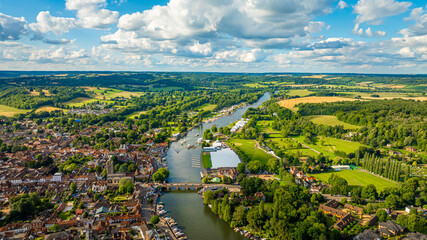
[286,89,314,97]
[278,96,357,108]
[35,106,64,113]
[305,115,360,130]
[228,139,273,164]
[195,104,217,112]
[0,105,30,117]
[309,169,399,191]
[65,97,102,107]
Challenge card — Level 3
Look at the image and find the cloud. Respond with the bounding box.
[0,13,27,40]
[365,27,386,37]
[399,7,427,36]
[30,11,77,36]
[42,38,73,45]
[65,0,119,29]
[353,0,412,25]
[101,0,336,65]
[338,1,348,9]
[353,0,411,36]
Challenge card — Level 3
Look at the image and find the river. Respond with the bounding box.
[160,92,270,240]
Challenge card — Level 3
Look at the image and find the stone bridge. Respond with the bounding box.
[159,183,241,191]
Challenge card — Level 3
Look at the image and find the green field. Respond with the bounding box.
[0,104,30,117]
[293,136,363,157]
[127,111,147,119]
[202,152,212,168]
[228,139,273,164]
[305,115,360,130]
[286,89,314,97]
[195,104,217,112]
[310,169,399,191]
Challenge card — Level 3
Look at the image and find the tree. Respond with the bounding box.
[150,215,160,225]
[118,179,134,194]
[237,163,246,173]
[362,184,377,200]
[247,160,263,174]
[375,209,388,222]
[267,158,280,174]
[232,205,248,227]
[203,190,214,205]
[152,168,170,182]
[48,224,61,233]
[70,182,77,194]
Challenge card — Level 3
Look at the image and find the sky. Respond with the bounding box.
[0,0,426,73]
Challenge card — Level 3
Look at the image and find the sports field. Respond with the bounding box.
[310,169,398,191]
[0,105,30,117]
[279,96,357,108]
[305,115,360,130]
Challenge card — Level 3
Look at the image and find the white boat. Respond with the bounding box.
[158,210,167,215]
[195,133,199,136]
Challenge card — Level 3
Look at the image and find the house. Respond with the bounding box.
[378,220,406,237]
[405,147,417,152]
[325,200,339,208]
[405,232,427,240]
[95,206,109,215]
[319,205,346,218]
[334,213,354,231]
[353,229,381,240]
[45,231,72,240]
[345,204,364,215]
[365,215,378,226]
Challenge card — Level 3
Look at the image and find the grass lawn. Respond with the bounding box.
[309,169,399,191]
[202,152,212,168]
[305,115,360,130]
[113,195,129,202]
[0,104,30,117]
[58,211,73,220]
[293,136,363,157]
[195,104,217,112]
[228,138,273,164]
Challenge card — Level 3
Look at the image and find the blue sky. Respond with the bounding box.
[0,0,426,73]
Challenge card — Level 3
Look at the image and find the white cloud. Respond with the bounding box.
[338,1,348,9]
[399,7,427,36]
[30,11,77,36]
[106,0,334,55]
[353,0,411,36]
[0,13,27,40]
[353,0,412,25]
[66,0,119,29]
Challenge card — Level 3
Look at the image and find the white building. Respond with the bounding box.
[331,165,351,171]
[52,172,62,182]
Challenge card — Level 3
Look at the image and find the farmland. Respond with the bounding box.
[279,96,357,108]
[35,106,64,113]
[309,169,399,191]
[0,104,30,117]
